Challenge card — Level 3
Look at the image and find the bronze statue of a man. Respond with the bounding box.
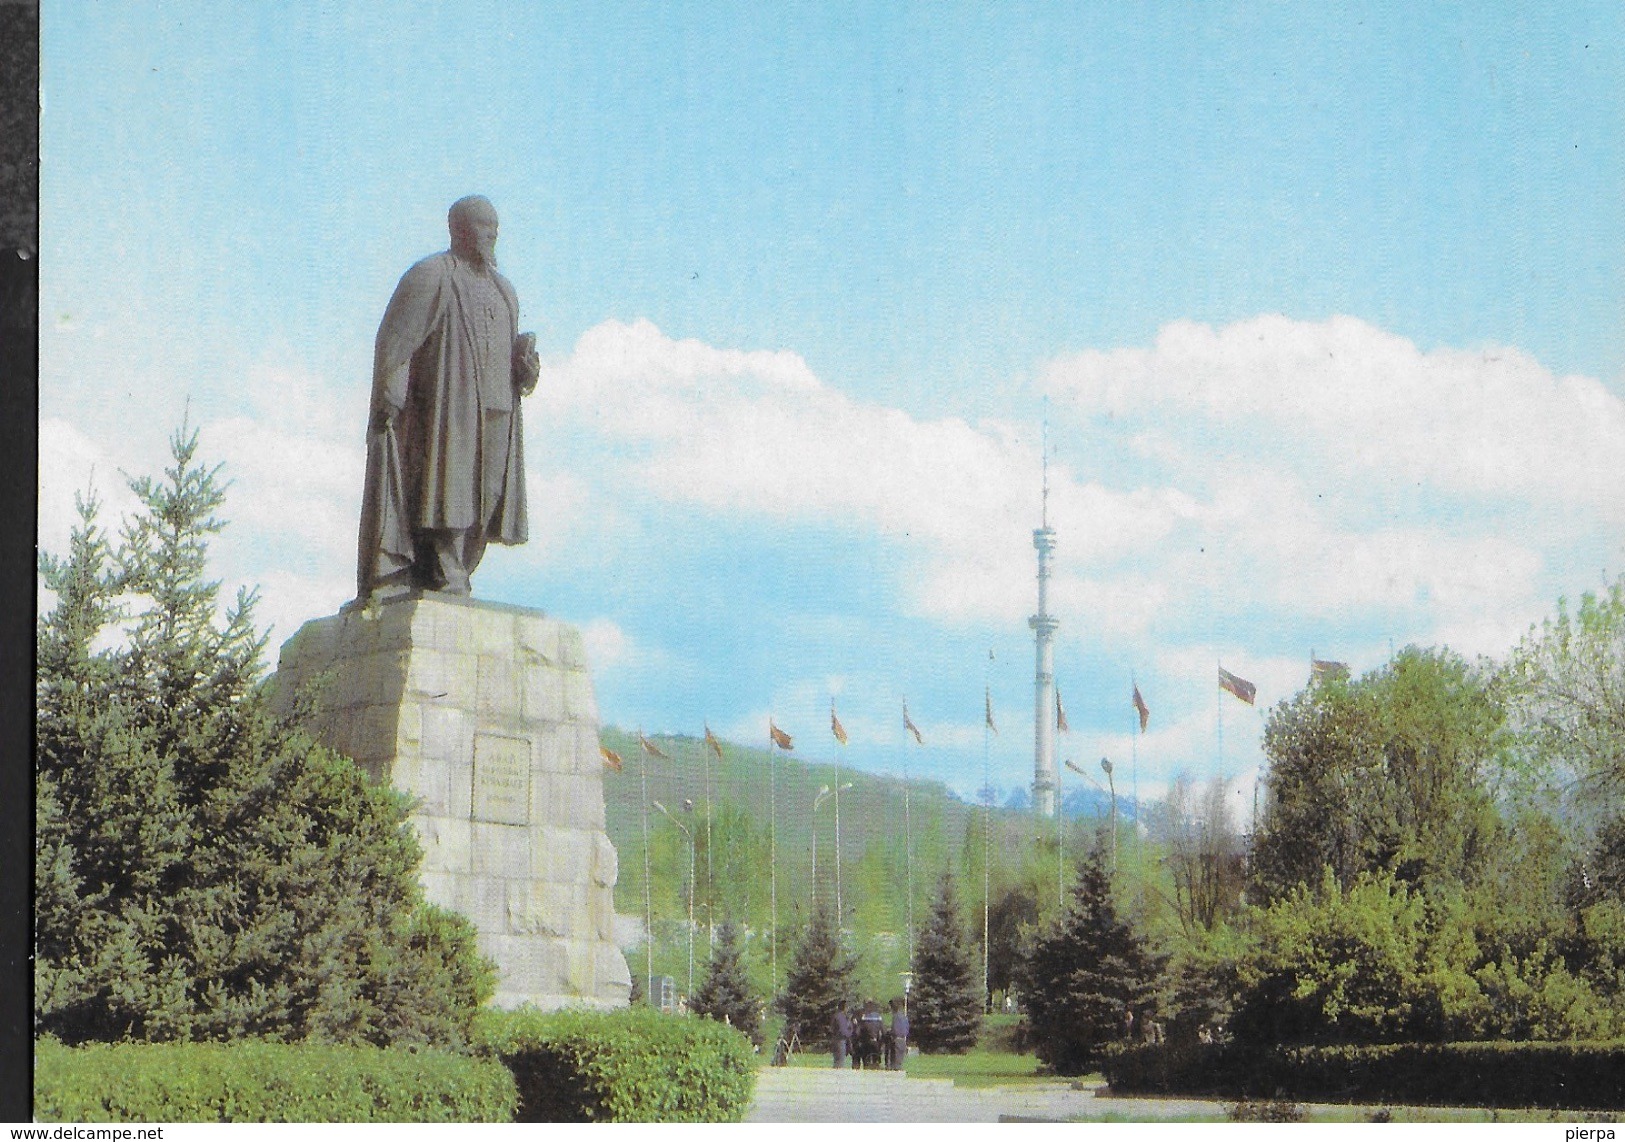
[357,195,541,599]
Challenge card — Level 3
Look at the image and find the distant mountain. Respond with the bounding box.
[980,782,1136,821]
[1060,786,1138,822]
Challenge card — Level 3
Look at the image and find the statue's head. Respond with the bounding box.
[449,195,499,269]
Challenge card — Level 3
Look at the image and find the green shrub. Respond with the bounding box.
[1102,1040,1625,1111]
[33,1038,517,1122]
[474,1006,756,1122]
[1473,943,1621,1040]
[1230,869,1440,1045]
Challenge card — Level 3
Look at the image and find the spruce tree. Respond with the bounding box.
[909,871,983,1053]
[35,425,494,1045]
[774,901,857,1048]
[1016,853,1164,1073]
[690,920,762,1045]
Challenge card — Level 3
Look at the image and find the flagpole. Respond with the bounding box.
[1055,745,1065,915]
[769,724,778,995]
[832,701,844,929]
[1216,661,1225,775]
[1130,676,1140,866]
[703,729,717,951]
[903,702,915,972]
[983,708,991,1013]
[982,654,993,1014]
[639,728,654,1004]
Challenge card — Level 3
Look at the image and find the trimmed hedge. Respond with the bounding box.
[1101,1040,1625,1111]
[474,1006,757,1122]
[33,1039,518,1122]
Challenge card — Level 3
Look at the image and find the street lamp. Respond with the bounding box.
[811,783,851,911]
[1100,758,1117,872]
[1064,758,1118,873]
[653,799,696,1002]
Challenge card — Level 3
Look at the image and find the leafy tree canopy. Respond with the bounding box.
[1250,646,1504,903]
[1505,573,1625,826]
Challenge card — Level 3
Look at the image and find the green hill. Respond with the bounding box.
[599,725,1077,1007]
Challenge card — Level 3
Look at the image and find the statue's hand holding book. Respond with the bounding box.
[514,331,540,396]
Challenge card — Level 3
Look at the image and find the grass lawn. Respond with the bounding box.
[771,1042,1093,1090]
[903,1047,1071,1089]
[771,1013,1081,1089]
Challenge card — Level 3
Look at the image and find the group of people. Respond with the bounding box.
[830,998,909,1070]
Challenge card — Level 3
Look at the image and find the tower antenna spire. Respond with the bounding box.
[1029,404,1059,819]
[1041,399,1050,528]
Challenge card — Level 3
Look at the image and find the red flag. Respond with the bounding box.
[1132,684,1150,733]
[600,745,623,772]
[704,723,725,760]
[1056,689,1070,733]
[902,702,924,745]
[985,688,998,735]
[769,720,794,750]
[1218,667,1256,706]
[639,733,672,760]
[831,703,848,745]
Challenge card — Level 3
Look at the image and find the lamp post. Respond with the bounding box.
[1065,758,1118,873]
[811,783,851,911]
[1100,758,1117,872]
[1056,757,1067,914]
[653,799,696,1001]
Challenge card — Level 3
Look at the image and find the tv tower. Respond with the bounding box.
[1029,421,1059,818]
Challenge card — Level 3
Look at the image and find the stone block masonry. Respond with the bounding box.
[269,592,632,1010]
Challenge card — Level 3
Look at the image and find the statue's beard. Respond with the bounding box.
[454,240,497,271]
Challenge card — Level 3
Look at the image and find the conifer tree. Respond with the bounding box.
[690,920,762,1045]
[1016,853,1164,1073]
[35,425,493,1045]
[910,871,983,1053]
[775,900,858,1047]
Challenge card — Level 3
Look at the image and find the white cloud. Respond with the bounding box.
[581,617,632,672]
[38,418,143,554]
[1041,314,1625,517]
[536,316,1615,666]
[202,415,361,569]
[541,319,1186,633]
[242,568,356,652]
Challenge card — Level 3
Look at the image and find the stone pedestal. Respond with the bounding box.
[269,592,631,1009]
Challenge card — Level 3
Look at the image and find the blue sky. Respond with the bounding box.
[40,2,1625,804]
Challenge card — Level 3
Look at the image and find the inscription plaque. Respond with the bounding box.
[473,733,532,825]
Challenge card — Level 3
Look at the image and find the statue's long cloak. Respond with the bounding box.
[356,252,528,596]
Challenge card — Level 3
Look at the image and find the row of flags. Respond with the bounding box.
[599,725,723,771]
[603,654,1352,769]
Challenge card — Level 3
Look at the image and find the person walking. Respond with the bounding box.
[887,997,910,1070]
[831,1000,855,1069]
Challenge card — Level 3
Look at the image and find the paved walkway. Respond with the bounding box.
[747,1067,1231,1123]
